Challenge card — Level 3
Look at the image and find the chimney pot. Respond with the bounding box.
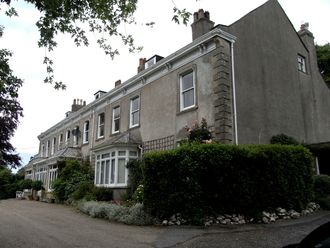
[198,9,204,19]
[73,99,76,105]
[83,101,86,106]
[115,80,121,87]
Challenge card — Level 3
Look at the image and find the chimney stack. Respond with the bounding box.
[137,58,146,73]
[191,9,214,41]
[71,98,86,112]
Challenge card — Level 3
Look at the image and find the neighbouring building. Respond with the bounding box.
[24,0,330,199]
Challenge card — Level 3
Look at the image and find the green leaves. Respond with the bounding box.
[142,143,314,222]
[316,42,330,88]
[172,7,191,26]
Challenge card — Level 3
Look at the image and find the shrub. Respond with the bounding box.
[270,133,300,146]
[313,174,330,197]
[31,180,44,191]
[19,179,32,190]
[72,182,94,200]
[77,200,154,225]
[51,158,94,201]
[313,174,330,210]
[184,117,212,144]
[142,143,314,223]
[92,187,113,201]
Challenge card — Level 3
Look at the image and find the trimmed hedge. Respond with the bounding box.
[141,143,314,223]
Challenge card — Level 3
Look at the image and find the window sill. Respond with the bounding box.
[128,124,140,131]
[95,137,104,142]
[177,106,198,116]
[82,142,89,146]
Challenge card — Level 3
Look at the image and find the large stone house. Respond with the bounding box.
[24,0,330,199]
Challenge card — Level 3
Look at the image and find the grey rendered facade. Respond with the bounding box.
[25,0,330,199]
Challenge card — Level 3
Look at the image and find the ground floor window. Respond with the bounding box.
[95,148,138,187]
[34,167,47,187]
[48,165,58,190]
[26,170,32,179]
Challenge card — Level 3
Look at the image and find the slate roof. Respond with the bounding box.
[92,132,141,151]
[24,147,83,169]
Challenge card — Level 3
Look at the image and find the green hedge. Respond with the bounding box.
[141,143,314,223]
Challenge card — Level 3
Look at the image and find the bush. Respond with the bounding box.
[72,182,94,200]
[92,187,113,201]
[77,200,154,225]
[142,143,314,223]
[19,179,32,190]
[313,174,330,197]
[313,174,330,210]
[270,133,300,146]
[31,180,44,191]
[51,158,94,201]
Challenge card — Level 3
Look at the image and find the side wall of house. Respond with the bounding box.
[221,0,330,144]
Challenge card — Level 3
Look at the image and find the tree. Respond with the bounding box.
[316,42,330,88]
[0,25,23,169]
[0,0,191,89]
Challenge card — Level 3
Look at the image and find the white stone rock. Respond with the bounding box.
[162,220,168,225]
[262,217,269,224]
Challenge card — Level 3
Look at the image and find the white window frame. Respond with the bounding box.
[98,113,105,138]
[95,148,138,187]
[35,166,47,187]
[83,120,89,143]
[41,143,45,157]
[298,55,306,73]
[48,165,58,191]
[112,106,120,133]
[58,133,63,150]
[45,140,50,157]
[130,97,140,127]
[65,129,70,145]
[26,171,32,180]
[51,137,56,155]
[73,125,79,146]
[180,70,195,110]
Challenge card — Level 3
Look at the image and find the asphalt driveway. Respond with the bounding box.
[1,199,329,248]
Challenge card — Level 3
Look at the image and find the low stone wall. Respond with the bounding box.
[161,202,320,226]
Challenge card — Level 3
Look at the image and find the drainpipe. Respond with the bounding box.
[231,42,238,144]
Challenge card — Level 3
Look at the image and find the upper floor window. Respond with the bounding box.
[41,143,45,157]
[73,125,80,146]
[58,134,63,150]
[130,97,139,127]
[83,120,89,143]
[112,106,120,133]
[65,129,70,145]
[298,55,306,73]
[98,113,105,138]
[51,137,56,155]
[180,70,195,110]
[45,140,50,157]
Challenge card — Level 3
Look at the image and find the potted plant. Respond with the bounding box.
[31,180,44,201]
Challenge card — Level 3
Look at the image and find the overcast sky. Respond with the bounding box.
[1,0,329,167]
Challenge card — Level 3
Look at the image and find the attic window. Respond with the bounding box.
[145,55,164,69]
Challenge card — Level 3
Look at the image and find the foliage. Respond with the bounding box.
[52,158,94,201]
[19,178,32,190]
[141,143,314,224]
[0,0,191,89]
[133,184,144,202]
[0,168,24,198]
[91,187,113,202]
[184,117,212,144]
[72,182,94,201]
[125,159,143,198]
[313,174,330,198]
[31,180,44,191]
[0,26,23,169]
[77,200,154,225]
[316,42,330,88]
[270,133,300,146]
